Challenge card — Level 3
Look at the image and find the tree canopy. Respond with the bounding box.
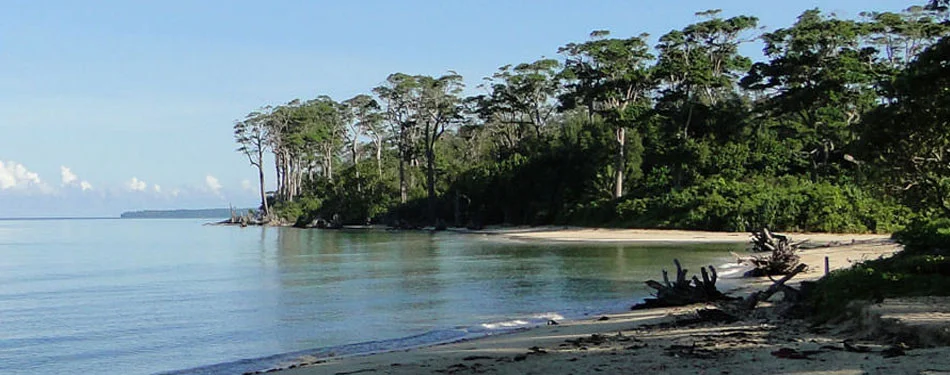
[232,3,950,232]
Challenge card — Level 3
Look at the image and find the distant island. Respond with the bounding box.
[120,208,255,219]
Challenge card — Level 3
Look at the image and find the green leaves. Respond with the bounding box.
[559,31,655,121]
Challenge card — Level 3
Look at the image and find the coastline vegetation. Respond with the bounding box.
[809,217,950,321]
[233,4,950,235]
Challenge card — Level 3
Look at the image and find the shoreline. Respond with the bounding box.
[248,229,909,375]
[453,226,892,245]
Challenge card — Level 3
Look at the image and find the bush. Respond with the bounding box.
[893,217,950,255]
[807,253,950,321]
[607,176,909,233]
[807,217,950,321]
[270,196,323,225]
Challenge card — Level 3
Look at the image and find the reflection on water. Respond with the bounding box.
[0,220,743,375]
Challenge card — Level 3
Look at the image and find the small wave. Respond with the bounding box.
[158,312,572,375]
[476,313,564,331]
[716,260,749,278]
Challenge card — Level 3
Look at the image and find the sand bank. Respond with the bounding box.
[459,226,890,245]
[268,232,950,375]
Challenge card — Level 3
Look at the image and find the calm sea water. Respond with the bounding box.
[0,219,743,374]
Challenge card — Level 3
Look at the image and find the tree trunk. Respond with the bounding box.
[352,141,361,193]
[375,142,382,178]
[399,158,407,204]
[426,146,437,225]
[257,160,268,216]
[614,126,625,199]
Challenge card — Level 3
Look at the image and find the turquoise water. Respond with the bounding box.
[0,219,743,374]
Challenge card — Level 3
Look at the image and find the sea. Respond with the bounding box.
[0,219,745,374]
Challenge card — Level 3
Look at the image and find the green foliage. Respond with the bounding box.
[808,253,950,321]
[809,217,950,321]
[270,196,323,225]
[234,7,944,235]
[893,217,950,255]
[604,176,908,233]
[860,35,950,216]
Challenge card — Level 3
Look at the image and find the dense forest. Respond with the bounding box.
[233,3,950,233]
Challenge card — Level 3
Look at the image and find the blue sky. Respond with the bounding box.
[0,0,917,216]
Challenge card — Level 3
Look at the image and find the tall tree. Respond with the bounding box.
[343,94,385,177]
[862,6,949,76]
[234,110,270,215]
[292,96,345,183]
[655,10,758,139]
[861,36,950,215]
[741,10,877,177]
[267,102,295,201]
[374,73,422,204]
[418,72,465,224]
[560,31,656,199]
[477,59,561,146]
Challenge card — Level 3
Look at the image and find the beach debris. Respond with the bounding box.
[882,344,907,358]
[434,363,474,374]
[665,343,718,359]
[462,355,493,361]
[843,339,873,353]
[742,263,807,310]
[770,347,820,360]
[528,346,548,354]
[334,368,378,375]
[633,259,733,309]
[743,228,806,276]
[597,316,610,321]
[667,308,740,327]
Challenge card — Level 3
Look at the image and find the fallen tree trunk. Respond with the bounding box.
[744,228,807,276]
[743,263,808,310]
[633,259,734,310]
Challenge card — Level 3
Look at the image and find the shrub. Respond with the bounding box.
[609,176,909,233]
[807,217,950,321]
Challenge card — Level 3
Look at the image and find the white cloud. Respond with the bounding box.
[126,177,147,192]
[205,175,222,195]
[241,179,254,192]
[60,166,78,185]
[170,188,181,197]
[59,166,92,192]
[0,160,43,190]
[153,184,162,193]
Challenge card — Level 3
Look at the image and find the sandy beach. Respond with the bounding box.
[460,226,891,244]
[265,229,950,375]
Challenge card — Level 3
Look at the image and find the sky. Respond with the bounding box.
[0,0,917,217]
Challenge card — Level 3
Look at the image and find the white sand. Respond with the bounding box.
[460,226,889,244]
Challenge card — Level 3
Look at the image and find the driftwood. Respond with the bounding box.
[633,259,733,310]
[743,263,808,310]
[743,228,807,276]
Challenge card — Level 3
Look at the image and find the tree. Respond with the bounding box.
[374,73,422,204]
[861,36,950,215]
[234,110,270,215]
[292,96,345,183]
[741,10,878,178]
[862,6,949,73]
[560,31,656,198]
[266,103,295,201]
[343,94,386,177]
[417,72,465,224]
[654,10,758,139]
[476,59,561,147]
